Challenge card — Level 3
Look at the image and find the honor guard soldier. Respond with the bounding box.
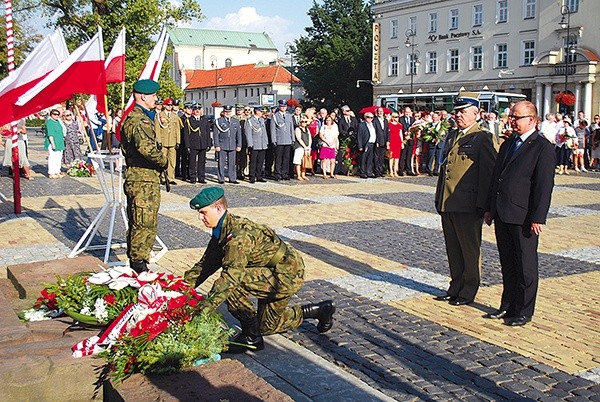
[154,98,182,185]
[184,103,212,183]
[213,105,242,184]
[185,187,336,352]
[270,99,295,180]
[235,104,249,180]
[121,79,168,273]
[176,101,194,180]
[244,106,269,183]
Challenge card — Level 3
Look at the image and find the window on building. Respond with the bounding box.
[234,89,237,97]
[223,90,226,98]
[471,46,483,70]
[497,0,509,23]
[214,90,217,99]
[391,19,398,38]
[245,88,248,97]
[522,40,535,65]
[563,35,578,63]
[190,92,193,100]
[524,0,536,19]
[429,13,437,33]
[264,87,268,94]
[405,54,418,76]
[495,43,508,68]
[225,58,232,67]
[409,16,417,33]
[389,55,399,76]
[449,9,459,30]
[250,88,254,96]
[448,49,459,72]
[426,51,437,73]
[566,0,579,13]
[473,4,483,26]
[205,92,208,100]
[194,56,201,69]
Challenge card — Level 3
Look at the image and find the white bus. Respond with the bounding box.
[377,91,526,114]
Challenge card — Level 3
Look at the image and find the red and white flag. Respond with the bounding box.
[15,27,107,116]
[117,25,169,140]
[0,30,69,126]
[105,27,126,83]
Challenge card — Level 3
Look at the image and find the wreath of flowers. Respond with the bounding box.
[555,91,576,106]
[340,136,360,172]
[286,98,299,108]
[67,159,95,177]
[21,268,233,383]
[421,120,450,143]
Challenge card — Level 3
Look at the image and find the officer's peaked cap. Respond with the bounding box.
[453,91,480,110]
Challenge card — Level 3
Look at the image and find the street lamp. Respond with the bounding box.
[404,29,420,94]
[559,5,577,94]
[285,42,295,100]
[210,56,218,104]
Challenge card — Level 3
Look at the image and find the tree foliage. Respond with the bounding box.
[294,0,373,112]
[35,0,202,109]
[0,2,43,78]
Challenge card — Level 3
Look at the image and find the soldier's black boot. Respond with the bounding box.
[227,316,264,354]
[301,300,335,333]
[130,260,148,274]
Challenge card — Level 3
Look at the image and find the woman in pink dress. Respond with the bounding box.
[319,116,339,179]
[387,113,403,177]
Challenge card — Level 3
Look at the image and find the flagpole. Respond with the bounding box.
[73,101,93,154]
[79,95,100,153]
[5,0,21,214]
[120,81,125,110]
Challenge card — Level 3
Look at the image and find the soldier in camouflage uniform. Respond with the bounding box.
[121,79,168,273]
[185,187,336,353]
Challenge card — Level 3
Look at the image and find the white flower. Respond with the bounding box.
[80,306,92,315]
[22,308,52,321]
[94,298,108,322]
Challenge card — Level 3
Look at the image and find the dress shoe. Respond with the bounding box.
[218,180,225,184]
[199,179,207,184]
[187,179,195,183]
[169,180,177,185]
[230,180,239,184]
[483,309,507,319]
[449,297,473,306]
[248,178,256,183]
[434,294,455,302]
[360,175,368,179]
[504,315,531,326]
[257,178,267,182]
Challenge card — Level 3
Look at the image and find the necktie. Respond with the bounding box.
[504,136,522,164]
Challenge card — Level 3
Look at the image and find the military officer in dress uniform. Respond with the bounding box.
[434,92,498,306]
[176,101,193,180]
[244,106,269,183]
[184,104,212,184]
[213,105,242,184]
[235,104,249,180]
[121,79,168,273]
[154,98,182,185]
[270,100,295,180]
[184,187,336,353]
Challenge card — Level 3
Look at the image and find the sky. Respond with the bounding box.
[183,2,315,55]
[23,1,315,56]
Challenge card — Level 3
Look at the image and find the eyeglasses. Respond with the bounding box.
[51,113,60,116]
[64,114,73,117]
[365,116,374,119]
[508,115,533,121]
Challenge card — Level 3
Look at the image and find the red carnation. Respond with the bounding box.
[104,294,115,305]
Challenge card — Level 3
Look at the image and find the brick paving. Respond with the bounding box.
[0,133,598,400]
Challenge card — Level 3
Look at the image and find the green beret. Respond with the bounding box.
[133,79,160,95]
[190,187,225,210]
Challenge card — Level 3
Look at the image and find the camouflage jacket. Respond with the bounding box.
[121,106,167,182]
[184,212,304,310]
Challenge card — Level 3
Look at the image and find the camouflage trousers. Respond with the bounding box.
[228,247,305,335]
[124,180,161,262]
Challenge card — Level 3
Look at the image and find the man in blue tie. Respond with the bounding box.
[484,101,555,326]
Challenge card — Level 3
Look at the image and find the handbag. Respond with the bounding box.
[301,154,313,170]
[385,149,393,159]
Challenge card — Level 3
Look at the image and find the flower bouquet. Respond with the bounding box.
[555,91,576,106]
[421,120,450,143]
[67,159,95,177]
[22,268,233,383]
[340,136,359,173]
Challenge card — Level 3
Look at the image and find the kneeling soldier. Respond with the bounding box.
[184,187,335,352]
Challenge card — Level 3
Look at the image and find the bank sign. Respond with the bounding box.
[428,29,482,43]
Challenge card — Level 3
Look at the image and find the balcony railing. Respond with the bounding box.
[552,64,577,76]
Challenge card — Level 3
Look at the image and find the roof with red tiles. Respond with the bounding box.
[185,63,301,90]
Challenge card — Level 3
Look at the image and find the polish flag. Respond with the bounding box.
[0,30,69,126]
[15,28,107,117]
[105,27,126,83]
[116,25,169,140]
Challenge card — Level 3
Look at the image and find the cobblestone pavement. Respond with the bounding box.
[0,134,598,400]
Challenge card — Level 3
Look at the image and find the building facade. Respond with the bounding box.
[372,0,599,118]
[184,63,302,117]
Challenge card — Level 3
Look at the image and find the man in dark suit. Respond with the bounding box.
[399,106,415,133]
[434,92,498,306]
[184,104,212,184]
[373,107,389,177]
[213,105,242,184]
[484,101,555,326]
[357,112,376,178]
